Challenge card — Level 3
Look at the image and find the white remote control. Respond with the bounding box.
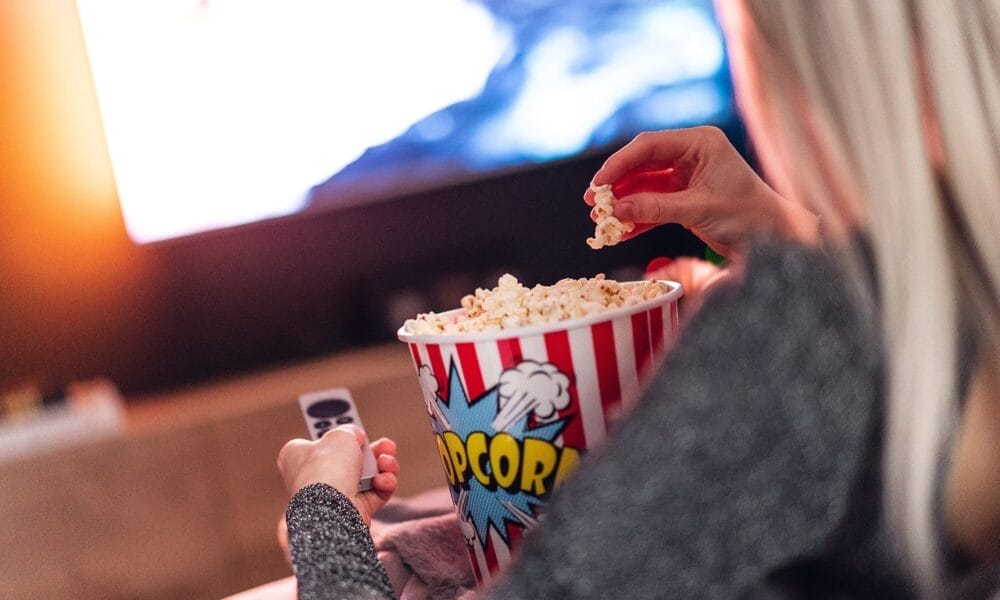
[297,387,378,492]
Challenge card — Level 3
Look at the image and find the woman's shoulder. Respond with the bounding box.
[720,237,868,317]
[675,238,881,386]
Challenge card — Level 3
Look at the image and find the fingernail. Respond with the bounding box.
[645,257,673,275]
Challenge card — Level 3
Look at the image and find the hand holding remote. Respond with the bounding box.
[278,388,400,527]
[297,388,379,490]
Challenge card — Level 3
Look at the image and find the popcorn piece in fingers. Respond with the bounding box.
[586,183,634,250]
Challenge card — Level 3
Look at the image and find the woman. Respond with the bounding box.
[278,1,1000,597]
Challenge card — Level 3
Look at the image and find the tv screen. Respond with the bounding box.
[76,0,733,244]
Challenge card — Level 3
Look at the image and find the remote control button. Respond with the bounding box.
[317,428,331,438]
[306,399,351,418]
[313,420,332,429]
[336,416,354,425]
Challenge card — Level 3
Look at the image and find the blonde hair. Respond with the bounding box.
[717,0,1000,594]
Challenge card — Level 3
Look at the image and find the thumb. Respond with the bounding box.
[614,189,703,227]
[315,425,366,494]
[319,424,365,454]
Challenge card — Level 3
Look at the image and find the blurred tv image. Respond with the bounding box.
[76,0,733,244]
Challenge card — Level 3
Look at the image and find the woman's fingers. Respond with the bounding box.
[371,472,398,494]
[370,437,397,459]
[612,189,704,227]
[376,453,400,474]
[592,132,668,186]
[591,127,717,187]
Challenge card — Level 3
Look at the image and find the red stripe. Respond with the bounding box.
[591,321,622,417]
[506,521,524,555]
[456,342,486,399]
[426,344,448,401]
[496,337,522,369]
[485,534,500,575]
[631,311,652,379]
[544,330,586,449]
[409,343,423,368]
[467,546,484,584]
[650,306,665,357]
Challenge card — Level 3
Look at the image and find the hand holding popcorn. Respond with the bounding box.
[584,126,819,259]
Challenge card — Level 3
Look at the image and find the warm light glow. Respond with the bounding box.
[1,1,119,225]
[75,0,510,243]
[0,0,129,286]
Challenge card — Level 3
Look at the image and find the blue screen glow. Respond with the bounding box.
[76,0,733,243]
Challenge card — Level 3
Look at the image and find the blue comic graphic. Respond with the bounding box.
[418,359,582,553]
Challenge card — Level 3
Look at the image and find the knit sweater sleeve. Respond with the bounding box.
[486,242,884,599]
[286,483,395,600]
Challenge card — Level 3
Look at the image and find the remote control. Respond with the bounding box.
[297,387,378,492]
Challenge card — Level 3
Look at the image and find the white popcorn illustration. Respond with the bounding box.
[491,359,572,432]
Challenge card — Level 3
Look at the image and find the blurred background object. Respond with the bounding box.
[0,378,123,463]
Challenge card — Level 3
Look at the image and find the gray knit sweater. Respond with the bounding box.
[286,242,997,599]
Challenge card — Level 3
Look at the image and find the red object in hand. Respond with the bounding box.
[611,162,689,198]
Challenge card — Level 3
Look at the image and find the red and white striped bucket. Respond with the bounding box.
[397,280,682,586]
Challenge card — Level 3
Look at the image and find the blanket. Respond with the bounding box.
[371,486,477,600]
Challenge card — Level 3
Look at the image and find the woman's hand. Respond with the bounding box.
[646,256,731,319]
[584,126,818,259]
[277,425,400,527]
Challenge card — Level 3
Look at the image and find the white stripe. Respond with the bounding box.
[476,340,503,396]
[568,325,605,448]
[415,343,431,372]
[471,538,491,585]
[614,316,641,413]
[489,526,512,573]
[646,306,670,377]
[643,308,656,371]
[438,342,462,397]
[654,304,673,367]
[517,334,549,365]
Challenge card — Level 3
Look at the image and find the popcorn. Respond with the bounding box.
[404,273,669,335]
[586,183,634,249]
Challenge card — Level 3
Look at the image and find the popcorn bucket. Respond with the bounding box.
[396,280,683,586]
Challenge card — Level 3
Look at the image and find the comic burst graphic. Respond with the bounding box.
[431,360,572,549]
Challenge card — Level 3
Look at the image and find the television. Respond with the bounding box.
[1,0,745,396]
[76,0,735,244]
